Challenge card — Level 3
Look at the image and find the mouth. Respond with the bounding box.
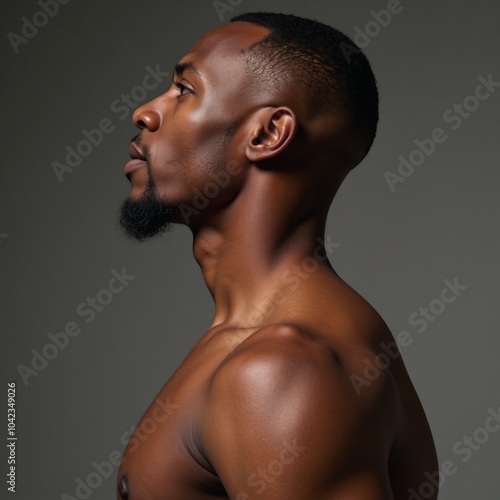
[128,142,147,161]
[125,143,148,176]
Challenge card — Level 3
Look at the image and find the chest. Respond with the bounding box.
[116,335,234,499]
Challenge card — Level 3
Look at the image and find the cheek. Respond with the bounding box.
[147,99,244,203]
[190,137,248,208]
[147,127,189,191]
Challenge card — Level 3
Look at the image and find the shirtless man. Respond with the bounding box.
[117,12,438,500]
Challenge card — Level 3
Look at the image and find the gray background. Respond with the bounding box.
[1,0,499,498]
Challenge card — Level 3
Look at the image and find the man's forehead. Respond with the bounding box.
[179,22,270,73]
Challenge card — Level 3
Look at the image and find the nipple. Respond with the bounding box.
[118,474,129,499]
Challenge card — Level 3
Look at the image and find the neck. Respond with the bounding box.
[191,169,334,329]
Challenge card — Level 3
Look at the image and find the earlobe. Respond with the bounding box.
[246,107,297,163]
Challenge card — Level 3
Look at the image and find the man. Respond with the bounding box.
[117,12,438,500]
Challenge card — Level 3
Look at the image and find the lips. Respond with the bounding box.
[128,143,147,161]
[125,143,148,176]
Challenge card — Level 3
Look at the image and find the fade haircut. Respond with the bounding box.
[230,12,379,158]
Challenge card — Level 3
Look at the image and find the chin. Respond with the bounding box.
[119,194,177,242]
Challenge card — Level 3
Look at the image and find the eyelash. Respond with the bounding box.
[173,81,192,96]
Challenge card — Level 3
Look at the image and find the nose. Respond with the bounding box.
[132,100,161,131]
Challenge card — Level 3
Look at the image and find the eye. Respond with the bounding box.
[173,81,192,96]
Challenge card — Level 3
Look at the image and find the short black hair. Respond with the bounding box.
[230,12,379,160]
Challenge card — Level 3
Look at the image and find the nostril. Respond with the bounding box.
[133,109,161,132]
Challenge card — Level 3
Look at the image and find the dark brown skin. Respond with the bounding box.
[117,21,438,500]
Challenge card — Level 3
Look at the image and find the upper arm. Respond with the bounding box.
[200,324,394,499]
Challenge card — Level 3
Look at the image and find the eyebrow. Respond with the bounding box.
[174,61,203,79]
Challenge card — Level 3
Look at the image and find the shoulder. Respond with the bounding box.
[209,322,395,405]
[209,323,348,403]
[199,323,398,495]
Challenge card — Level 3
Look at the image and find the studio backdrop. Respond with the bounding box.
[1,0,499,498]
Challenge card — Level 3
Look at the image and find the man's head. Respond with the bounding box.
[119,12,378,241]
[230,12,379,156]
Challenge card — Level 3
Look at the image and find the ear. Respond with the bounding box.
[245,107,298,163]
